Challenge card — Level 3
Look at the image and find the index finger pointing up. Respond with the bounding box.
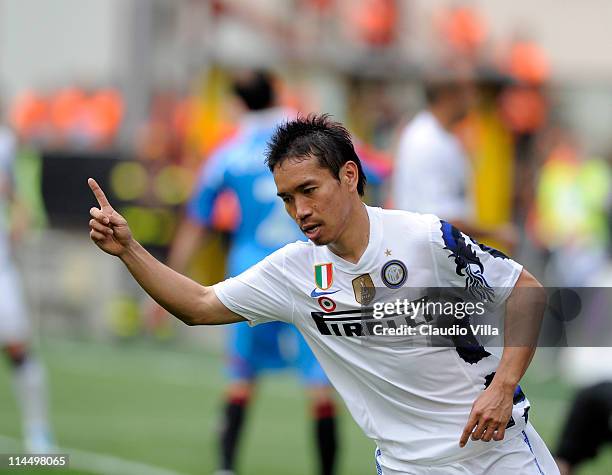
[88,178,112,209]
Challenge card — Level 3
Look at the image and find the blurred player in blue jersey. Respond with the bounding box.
[154,71,337,475]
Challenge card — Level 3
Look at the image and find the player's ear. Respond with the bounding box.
[341,161,358,192]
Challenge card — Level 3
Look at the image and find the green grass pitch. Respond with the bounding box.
[1,338,611,474]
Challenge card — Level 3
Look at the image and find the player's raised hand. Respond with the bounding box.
[88,178,133,256]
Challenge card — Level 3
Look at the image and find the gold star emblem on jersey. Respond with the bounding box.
[352,274,376,306]
[384,249,392,256]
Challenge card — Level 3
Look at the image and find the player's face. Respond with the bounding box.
[274,156,354,246]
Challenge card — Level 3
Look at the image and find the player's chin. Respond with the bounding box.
[309,237,325,246]
[310,232,333,246]
[303,227,328,245]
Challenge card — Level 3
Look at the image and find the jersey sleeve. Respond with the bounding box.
[212,246,294,326]
[428,217,523,307]
[186,149,229,226]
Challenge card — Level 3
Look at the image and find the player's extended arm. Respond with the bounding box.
[145,217,208,325]
[87,178,245,326]
[145,216,208,323]
[459,269,546,447]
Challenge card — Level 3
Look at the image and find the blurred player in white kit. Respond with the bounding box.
[392,69,517,249]
[0,123,54,453]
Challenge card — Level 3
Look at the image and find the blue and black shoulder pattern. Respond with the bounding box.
[439,221,495,302]
[473,239,510,260]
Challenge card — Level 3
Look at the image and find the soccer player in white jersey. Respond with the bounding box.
[0,125,54,453]
[88,115,560,474]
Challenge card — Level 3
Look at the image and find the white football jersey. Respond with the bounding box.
[214,206,527,469]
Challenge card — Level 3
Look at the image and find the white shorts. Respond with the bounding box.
[375,422,560,475]
[0,262,30,344]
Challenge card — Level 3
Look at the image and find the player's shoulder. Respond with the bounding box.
[375,207,445,250]
[254,240,313,278]
[400,112,436,139]
[195,131,252,184]
[372,208,440,253]
[377,207,440,231]
[198,139,236,174]
[263,240,311,260]
[210,133,249,165]
[280,239,314,259]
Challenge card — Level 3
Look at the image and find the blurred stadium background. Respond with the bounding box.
[1,0,612,473]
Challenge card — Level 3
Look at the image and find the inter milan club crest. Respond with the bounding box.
[381,260,407,289]
[314,263,334,290]
[352,274,376,305]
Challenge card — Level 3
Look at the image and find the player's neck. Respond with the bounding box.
[327,202,370,264]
